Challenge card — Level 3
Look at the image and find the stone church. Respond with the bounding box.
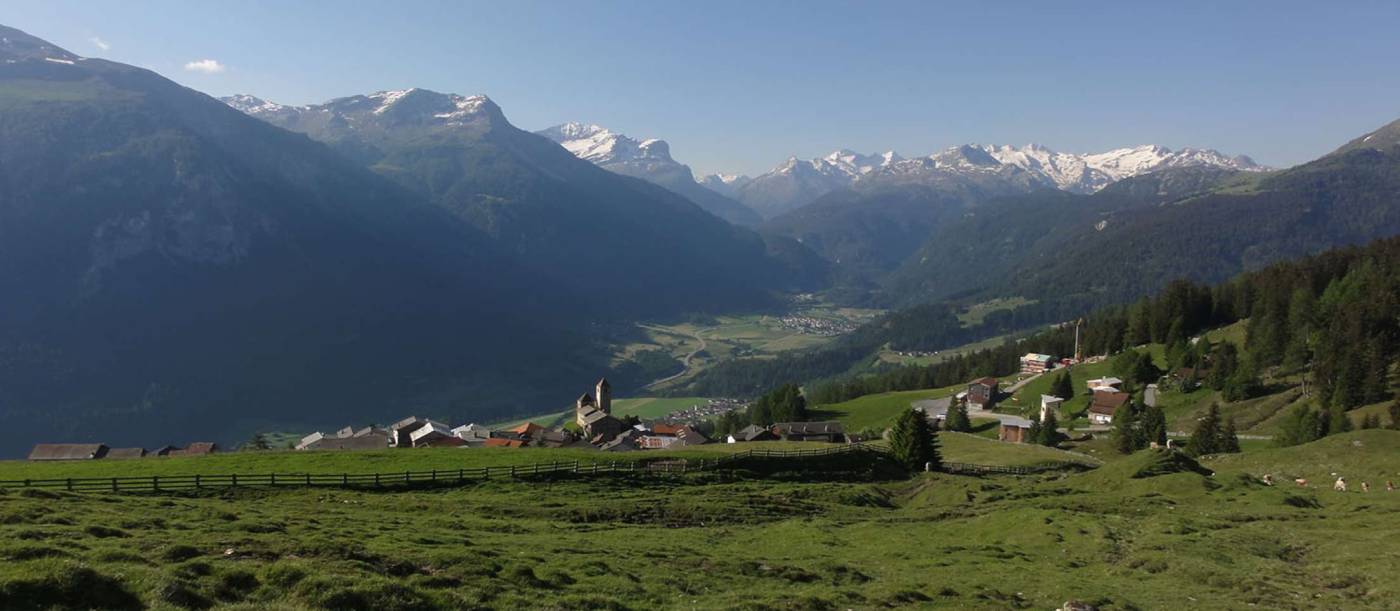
[576,378,626,442]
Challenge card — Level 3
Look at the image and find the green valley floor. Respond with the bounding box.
[2,431,1399,610]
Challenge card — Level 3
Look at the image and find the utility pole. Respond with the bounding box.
[1073,318,1084,362]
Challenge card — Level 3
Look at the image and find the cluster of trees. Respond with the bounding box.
[1276,399,1400,447]
[711,383,808,438]
[1112,400,1170,454]
[1184,404,1241,456]
[888,408,941,472]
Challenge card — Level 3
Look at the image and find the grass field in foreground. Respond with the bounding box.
[1,431,1396,609]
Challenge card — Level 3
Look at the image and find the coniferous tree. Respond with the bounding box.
[1220,418,1241,453]
[1187,403,1224,456]
[1326,403,1353,436]
[1277,405,1323,447]
[1141,404,1168,447]
[1039,410,1059,447]
[1113,404,1140,454]
[1051,371,1074,401]
[1361,413,1382,430]
[245,433,271,451]
[1026,417,1043,445]
[889,408,940,471]
[945,401,972,433]
[1390,400,1400,430]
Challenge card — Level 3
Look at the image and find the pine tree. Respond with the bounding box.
[1360,413,1382,430]
[1026,418,1043,445]
[1187,403,1224,456]
[1039,410,1059,447]
[1141,404,1168,447]
[1390,400,1400,430]
[945,401,972,433]
[889,408,940,471]
[1276,404,1323,447]
[1326,403,1353,436]
[1220,418,1241,453]
[245,433,270,451]
[1051,371,1074,401]
[1113,404,1139,454]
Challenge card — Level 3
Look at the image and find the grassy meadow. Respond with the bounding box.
[2,430,1398,609]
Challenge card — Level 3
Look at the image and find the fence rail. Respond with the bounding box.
[0,443,1080,493]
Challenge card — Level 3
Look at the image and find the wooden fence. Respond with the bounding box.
[0,443,1081,493]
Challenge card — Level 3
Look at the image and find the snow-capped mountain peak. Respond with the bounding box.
[221,89,500,129]
[537,122,679,167]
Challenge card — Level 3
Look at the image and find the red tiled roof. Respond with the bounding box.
[650,423,683,436]
[508,422,545,436]
[483,438,526,448]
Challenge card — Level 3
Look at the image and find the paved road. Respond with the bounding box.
[643,326,708,389]
[913,399,1034,427]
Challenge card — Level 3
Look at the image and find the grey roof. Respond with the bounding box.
[28,444,108,461]
[772,421,845,435]
[105,447,147,459]
[733,424,773,441]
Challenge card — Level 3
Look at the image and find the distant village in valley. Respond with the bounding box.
[28,348,1150,462]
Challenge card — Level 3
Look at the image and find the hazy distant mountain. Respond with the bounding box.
[734,150,902,219]
[696,173,752,198]
[0,25,600,455]
[1330,116,1400,157]
[536,122,762,225]
[224,89,812,315]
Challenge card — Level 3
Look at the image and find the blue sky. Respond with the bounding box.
[7,1,1400,176]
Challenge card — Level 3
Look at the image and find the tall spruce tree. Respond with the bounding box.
[1390,400,1400,430]
[1277,405,1323,447]
[1326,403,1353,436]
[1113,403,1140,454]
[1051,371,1074,401]
[1220,418,1241,453]
[945,401,972,433]
[1141,404,1168,447]
[1039,410,1059,447]
[889,408,940,471]
[1187,403,1224,456]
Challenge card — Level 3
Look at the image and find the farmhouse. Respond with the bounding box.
[409,422,461,448]
[28,443,108,461]
[1086,377,1124,392]
[303,435,390,451]
[1020,353,1055,374]
[171,442,218,456]
[727,424,776,443]
[1088,390,1130,425]
[998,417,1035,443]
[772,421,846,443]
[967,377,999,409]
[389,417,450,448]
[452,424,493,446]
[1040,395,1064,421]
[105,447,147,460]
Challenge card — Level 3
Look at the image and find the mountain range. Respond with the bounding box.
[713,143,1265,219]
[4,21,1400,457]
[534,122,762,226]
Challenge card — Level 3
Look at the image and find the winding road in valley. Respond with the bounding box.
[642,325,708,389]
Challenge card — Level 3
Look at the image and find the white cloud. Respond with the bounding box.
[89,37,110,52]
[183,59,226,74]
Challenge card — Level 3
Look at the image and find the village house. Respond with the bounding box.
[151,445,180,457]
[170,442,218,457]
[727,424,776,443]
[105,447,147,460]
[1086,377,1124,392]
[389,417,451,448]
[998,416,1035,443]
[1020,353,1056,374]
[483,437,527,448]
[28,443,108,461]
[673,426,709,446]
[772,421,846,443]
[304,435,391,451]
[967,377,999,410]
[1143,384,1160,408]
[1088,390,1130,425]
[409,422,462,448]
[452,423,493,446]
[1040,395,1064,421]
[599,428,642,452]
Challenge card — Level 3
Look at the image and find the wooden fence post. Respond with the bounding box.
[194,474,200,489]
[152,476,159,491]
[343,474,349,487]
[111,477,117,492]
[270,473,276,486]
[232,474,238,487]
[305,474,311,486]
[66,478,72,491]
